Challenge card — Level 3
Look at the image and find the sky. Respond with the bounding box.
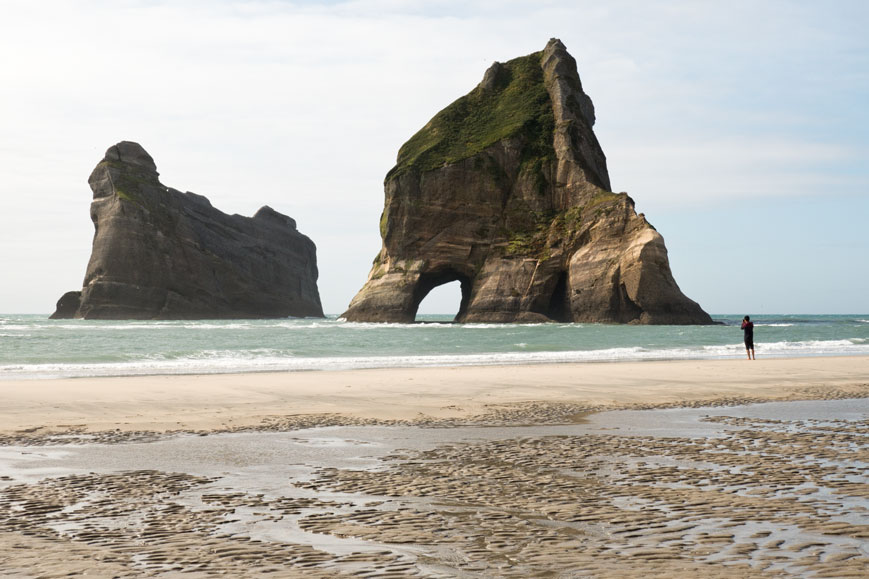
[1,0,867,316]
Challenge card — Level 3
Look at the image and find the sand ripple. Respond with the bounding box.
[1,399,867,577]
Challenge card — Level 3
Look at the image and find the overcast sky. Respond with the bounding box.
[1,0,867,316]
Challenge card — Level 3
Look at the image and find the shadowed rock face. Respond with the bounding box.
[51,141,323,320]
[342,38,712,324]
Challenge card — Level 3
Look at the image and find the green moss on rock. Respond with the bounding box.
[387,51,555,180]
[504,209,557,259]
[379,211,388,237]
[502,189,626,259]
[105,160,161,209]
[115,190,139,204]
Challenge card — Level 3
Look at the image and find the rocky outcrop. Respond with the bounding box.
[342,39,711,324]
[51,291,82,319]
[51,141,323,320]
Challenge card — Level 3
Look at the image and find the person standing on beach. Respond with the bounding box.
[741,315,755,360]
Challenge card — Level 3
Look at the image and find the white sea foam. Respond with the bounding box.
[23,320,330,331]
[335,321,561,330]
[3,338,867,380]
[0,325,35,332]
[336,321,457,330]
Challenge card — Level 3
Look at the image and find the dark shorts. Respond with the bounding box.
[745,338,754,349]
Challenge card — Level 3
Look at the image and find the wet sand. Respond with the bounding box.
[1,357,868,576]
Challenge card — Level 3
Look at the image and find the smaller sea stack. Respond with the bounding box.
[51,141,323,320]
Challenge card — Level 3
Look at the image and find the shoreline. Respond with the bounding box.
[2,355,867,441]
[5,350,869,381]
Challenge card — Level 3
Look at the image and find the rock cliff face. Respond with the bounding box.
[51,141,323,320]
[342,39,711,324]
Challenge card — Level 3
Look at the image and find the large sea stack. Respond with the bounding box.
[343,39,712,324]
[51,141,323,320]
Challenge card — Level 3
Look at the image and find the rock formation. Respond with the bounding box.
[342,39,711,324]
[51,141,323,320]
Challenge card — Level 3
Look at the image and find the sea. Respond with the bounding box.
[1,314,867,380]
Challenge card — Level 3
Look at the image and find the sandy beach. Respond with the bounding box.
[2,356,868,440]
[1,357,868,577]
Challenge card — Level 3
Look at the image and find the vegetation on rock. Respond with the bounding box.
[502,189,623,259]
[388,51,555,179]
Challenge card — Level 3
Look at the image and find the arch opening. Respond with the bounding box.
[411,271,472,322]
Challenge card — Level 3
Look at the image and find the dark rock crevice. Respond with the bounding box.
[546,271,571,323]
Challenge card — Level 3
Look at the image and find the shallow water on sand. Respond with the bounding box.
[1,399,867,576]
[4,398,866,482]
[582,397,869,437]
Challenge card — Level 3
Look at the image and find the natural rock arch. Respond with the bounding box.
[342,39,711,325]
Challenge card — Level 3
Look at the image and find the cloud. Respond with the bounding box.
[607,137,866,207]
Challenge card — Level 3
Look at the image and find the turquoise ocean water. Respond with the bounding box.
[1,314,867,379]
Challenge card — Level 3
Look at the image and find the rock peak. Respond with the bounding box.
[254,205,297,230]
[103,141,158,174]
[542,37,595,128]
[477,61,503,92]
[545,37,566,51]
